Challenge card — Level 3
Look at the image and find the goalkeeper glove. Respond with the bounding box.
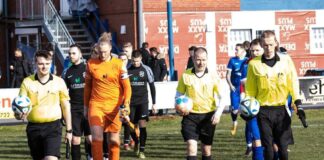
[295,99,308,128]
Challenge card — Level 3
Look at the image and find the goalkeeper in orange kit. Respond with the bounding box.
[84,32,131,160]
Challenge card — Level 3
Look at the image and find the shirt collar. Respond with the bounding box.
[261,52,280,63]
[191,68,209,75]
[35,74,53,85]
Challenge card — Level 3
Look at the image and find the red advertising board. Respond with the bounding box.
[275,11,316,56]
[144,13,206,78]
[215,12,232,78]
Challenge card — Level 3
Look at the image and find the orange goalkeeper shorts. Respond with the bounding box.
[88,102,122,133]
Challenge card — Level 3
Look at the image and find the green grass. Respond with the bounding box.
[0,109,324,160]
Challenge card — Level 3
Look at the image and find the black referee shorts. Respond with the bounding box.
[257,106,292,160]
[71,110,91,136]
[181,111,216,145]
[26,120,62,160]
[129,103,149,124]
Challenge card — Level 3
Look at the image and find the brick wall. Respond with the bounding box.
[143,0,240,12]
[96,0,138,48]
[96,0,240,48]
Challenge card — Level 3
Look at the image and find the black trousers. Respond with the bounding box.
[257,106,292,160]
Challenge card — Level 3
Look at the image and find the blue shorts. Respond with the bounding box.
[247,117,261,141]
[230,86,241,111]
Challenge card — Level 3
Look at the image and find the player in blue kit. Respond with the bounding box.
[226,43,248,135]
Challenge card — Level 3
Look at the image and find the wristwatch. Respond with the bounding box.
[66,129,73,133]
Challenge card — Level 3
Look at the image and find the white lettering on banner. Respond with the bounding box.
[158,19,179,34]
[158,26,179,34]
[306,17,316,24]
[278,17,294,25]
[188,26,206,33]
[190,19,205,26]
[159,19,177,27]
[304,17,316,31]
[188,19,206,33]
[301,61,317,68]
[159,45,180,54]
[299,61,317,75]
[216,64,227,78]
[281,43,296,51]
[219,18,231,26]
[218,26,230,32]
[219,44,228,53]
[304,24,310,31]
[280,25,296,31]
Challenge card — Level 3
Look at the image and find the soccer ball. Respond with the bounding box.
[12,95,32,115]
[240,97,260,118]
[175,95,193,114]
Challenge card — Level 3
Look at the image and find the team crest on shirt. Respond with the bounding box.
[139,71,145,77]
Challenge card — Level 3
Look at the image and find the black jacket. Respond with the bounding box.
[10,58,34,88]
[149,57,167,82]
[140,48,151,66]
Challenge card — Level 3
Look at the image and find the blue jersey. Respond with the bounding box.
[227,57,248,86]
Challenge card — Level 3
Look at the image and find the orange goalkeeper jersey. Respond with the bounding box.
[84,57,131,111]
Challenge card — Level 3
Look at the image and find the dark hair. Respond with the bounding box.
[279,47,287,53]
[235,43,244,48]
[242,41,250,49]
[149,47,158,53]
[34,50,52,61]
[123,42,133,48]
[189,46,197,51]
[250,38,261,47]
[45,43,54,51]
[142,42,149,48]
[70,43,82,51]
[194,47,208,56]
[131,50,142,58]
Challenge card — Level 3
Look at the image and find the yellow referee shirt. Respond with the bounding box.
[176,68,221,113]
[245,53,300,106]
[19,74,70,123]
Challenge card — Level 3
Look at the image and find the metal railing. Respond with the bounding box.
[43,0,74,62]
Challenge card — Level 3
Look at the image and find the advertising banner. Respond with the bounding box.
[275,11,316,57]
[144,13,206,78]
[299,76,324,108]
[0,89,21,125]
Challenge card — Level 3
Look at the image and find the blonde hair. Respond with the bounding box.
[98,32,112,45]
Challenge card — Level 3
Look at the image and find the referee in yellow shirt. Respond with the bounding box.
[176,47,225,160]
[15,50,72,160]
[245,30,306,160]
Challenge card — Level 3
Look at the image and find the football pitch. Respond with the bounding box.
[0,109,323,160]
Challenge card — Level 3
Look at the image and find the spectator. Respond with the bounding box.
[10,48,34,88]
[148,47,167,82]
[243,41,251,58]
[45,44,57,75]
[139,42,151,65]
[122,42,133,68]
[186,46,196,69]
